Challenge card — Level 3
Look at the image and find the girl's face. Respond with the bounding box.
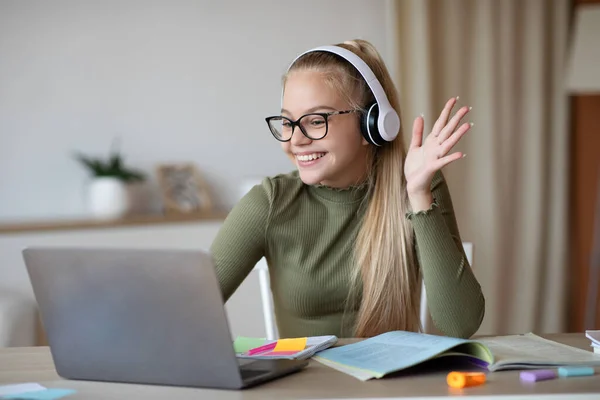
[280,70,371,188]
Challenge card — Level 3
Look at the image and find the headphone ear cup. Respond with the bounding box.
[360,103,384,146]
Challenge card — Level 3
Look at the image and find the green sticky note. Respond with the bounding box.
[233,336,267,353]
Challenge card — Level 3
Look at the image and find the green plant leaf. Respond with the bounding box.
[73,144,146,183]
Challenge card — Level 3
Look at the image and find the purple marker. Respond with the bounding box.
[520,369,557,383]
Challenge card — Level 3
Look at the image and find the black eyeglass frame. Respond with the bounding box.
[265,109,358,142]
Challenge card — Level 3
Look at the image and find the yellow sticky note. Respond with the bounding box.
[274,337,307,352]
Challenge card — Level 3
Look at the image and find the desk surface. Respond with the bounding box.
[1,333,600,399]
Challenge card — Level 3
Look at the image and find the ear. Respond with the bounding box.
[361,136,370,146]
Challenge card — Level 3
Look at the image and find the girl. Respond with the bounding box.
[210,39,484,339]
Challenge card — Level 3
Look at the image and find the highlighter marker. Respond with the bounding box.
[520,369,557,383]
[558,366,595,378]
[447,372,486,389]
[247,342,277,355]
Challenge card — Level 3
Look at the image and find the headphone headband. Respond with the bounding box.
[287,45,400,143]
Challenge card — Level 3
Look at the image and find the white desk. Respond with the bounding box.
[1,334,599,399]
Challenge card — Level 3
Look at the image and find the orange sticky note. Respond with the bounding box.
[273,338,307,352]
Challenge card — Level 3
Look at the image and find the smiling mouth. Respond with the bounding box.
[295,152,327,162]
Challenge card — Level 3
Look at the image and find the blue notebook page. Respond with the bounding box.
[314,331,491,378]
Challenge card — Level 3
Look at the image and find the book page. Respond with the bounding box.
[440,342,494,364]
[479,333,600,371]
[314,331,484,378]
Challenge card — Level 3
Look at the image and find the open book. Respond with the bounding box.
[313,331,600,381]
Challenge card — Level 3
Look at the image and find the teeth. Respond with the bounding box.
[297,153,325,161]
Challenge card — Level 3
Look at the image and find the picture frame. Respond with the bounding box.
[155,163,213,214]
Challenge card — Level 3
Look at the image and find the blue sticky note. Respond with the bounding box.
[2,388,76,400]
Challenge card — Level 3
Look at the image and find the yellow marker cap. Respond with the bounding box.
[447,372,486,389]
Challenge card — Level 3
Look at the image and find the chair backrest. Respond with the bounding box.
[254,258,278,339]
[253,242,473,340]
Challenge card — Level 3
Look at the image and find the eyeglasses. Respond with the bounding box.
[265,109,358,142]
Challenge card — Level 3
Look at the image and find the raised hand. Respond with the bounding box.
[403,97,472,211]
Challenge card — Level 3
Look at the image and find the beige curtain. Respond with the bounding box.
[394,0,570,335]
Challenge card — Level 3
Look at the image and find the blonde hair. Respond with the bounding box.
[284,40,421,337]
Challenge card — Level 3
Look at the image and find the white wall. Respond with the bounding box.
[0,0,396,220]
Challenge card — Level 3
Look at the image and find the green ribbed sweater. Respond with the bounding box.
[210,170,485,339]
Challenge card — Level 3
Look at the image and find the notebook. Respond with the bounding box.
[314,331,600,381]
[234,335,337,360]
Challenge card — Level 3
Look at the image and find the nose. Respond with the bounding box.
[290,127,312,146]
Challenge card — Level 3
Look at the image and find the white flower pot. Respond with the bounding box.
[87,177,130,219]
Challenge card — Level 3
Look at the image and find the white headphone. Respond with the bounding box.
[286,45,400,146]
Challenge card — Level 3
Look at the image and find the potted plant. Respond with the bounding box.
[74,144,146,220]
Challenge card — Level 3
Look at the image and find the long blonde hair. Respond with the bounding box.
[285,39,421,337]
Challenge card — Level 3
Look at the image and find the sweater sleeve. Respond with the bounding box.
[209,179,273,301]
[407,171,485,338]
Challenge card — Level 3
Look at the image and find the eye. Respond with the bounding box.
[307,116,326,127]
[282,120,293,128]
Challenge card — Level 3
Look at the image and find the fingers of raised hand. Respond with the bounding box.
[434,152,465,170]
[432,97,458,136]
[439,121,472,156]
[438,105,471,142]
[410,115,425,149]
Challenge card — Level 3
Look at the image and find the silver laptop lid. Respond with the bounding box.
[22,247,244,389]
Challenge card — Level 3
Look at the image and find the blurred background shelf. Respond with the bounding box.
[0,210,229,235]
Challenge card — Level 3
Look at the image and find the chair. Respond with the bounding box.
[254,242,474,340]
[0,290,39,347]
[254,258,278,340]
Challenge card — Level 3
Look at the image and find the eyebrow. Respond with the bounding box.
[281,105,338,116]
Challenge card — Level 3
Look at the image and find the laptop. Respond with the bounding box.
[22,247,308,390]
